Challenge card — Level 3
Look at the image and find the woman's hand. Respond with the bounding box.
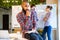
[43,17,47,22]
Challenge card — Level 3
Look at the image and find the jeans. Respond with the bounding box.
[42,25,52,40]
[24,33,43,40]
[30,33,43,40]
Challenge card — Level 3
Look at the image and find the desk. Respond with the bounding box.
[9,33,28,40]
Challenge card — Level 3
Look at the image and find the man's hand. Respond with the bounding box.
[26,10,31,16]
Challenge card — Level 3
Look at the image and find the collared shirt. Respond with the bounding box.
[16,10,38,32]
[31,9,38,28]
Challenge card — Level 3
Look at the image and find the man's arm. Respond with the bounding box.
[25,10,31,30]
[25,10,31,22]
[16,12,24,32]
[35,12,38,21]
[31,11,36,29]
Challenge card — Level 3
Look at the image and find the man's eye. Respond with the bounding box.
[25,5,27,7]
[25,5,29,7]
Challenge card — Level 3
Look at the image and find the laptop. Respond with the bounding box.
[0,30,9,39]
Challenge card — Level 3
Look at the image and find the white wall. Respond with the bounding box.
[58,0,60,40]
[0,11,2,29]
[12,5,57,29]
[0,8,11,30]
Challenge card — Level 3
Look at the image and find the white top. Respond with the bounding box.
[44,12,51,26]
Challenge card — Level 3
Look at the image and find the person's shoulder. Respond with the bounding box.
[49,12,52,15]
[30,10,35,13]
[18,11,23,14]
[16,11,22,17]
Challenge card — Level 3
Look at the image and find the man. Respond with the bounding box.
[31,4,38,30]
[16,1,42,40]
[42,6,52,40]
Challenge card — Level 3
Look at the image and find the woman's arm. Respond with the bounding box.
[43,13,50,22]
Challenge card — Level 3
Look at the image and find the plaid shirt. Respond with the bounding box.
[16,10,38,32]
[31,9,38,28]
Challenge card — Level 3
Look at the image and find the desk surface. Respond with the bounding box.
[9,33,28,40]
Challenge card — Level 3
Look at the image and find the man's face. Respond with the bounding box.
[22,2,30,11]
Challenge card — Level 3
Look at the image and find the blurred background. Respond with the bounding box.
[0,0,58,40]
[58,0,60,40]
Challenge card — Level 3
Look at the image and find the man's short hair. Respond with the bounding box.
[46,6,52,10]
[31,4,36,8]
[22,0,28,2]
[21,0,29,7]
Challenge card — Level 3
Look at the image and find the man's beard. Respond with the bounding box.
[22,9,26,15]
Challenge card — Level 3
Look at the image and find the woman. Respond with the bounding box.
[42,6,52,40]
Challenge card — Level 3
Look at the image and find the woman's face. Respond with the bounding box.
[22,2,30,11]
[45,8,50,12]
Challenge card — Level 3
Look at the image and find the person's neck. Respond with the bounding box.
[46,11,50,13]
